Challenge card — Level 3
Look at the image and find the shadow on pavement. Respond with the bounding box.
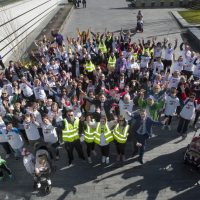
[105,148,199,200]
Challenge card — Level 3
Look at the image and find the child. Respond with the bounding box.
[42,115,59,160]
[163,88,180,130]
[23,114,41,145]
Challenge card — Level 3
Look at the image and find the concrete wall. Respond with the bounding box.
[188,28,200,51]
[135,0,192,8]
[0,0,65,62]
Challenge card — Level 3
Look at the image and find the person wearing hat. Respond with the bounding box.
[0,156,12,181]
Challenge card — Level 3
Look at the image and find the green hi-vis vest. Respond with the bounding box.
[84,124,96,143]
[85,61,95,72]
[98,42,107,53]
[113,124,129,144]
[108,56,116,68]
[94,122,113,145]
[62,118,80,142]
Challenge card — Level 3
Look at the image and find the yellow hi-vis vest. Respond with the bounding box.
[62,118,80,142]
[85,61,95,72]
[142,48,151,56]
[132,52,138,60]
[113,124,129,144]
[98,42,107,53]
[108,56,116,68]
[94,122,113,145]
[84,124,95,143]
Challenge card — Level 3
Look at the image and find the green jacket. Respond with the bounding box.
[138,98,164,120]
[0,157,6,166]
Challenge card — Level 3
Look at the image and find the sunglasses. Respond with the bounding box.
[68,114,73,116]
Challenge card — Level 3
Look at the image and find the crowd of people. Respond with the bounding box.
[0,19,200,187]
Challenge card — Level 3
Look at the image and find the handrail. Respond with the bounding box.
[0,2,57,48]
[0,0,51,28]
[2,6,56,59]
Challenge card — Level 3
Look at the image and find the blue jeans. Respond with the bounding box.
[135,133,149,159]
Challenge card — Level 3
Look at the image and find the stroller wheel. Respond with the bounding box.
[183,153,188,164]
[45,185,51,194]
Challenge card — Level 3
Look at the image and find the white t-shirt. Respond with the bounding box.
[153,62,164,75]
[5,128,24,149]
[0,126,8,143]
[47,64,60,75]
[42,124,58,144]
[172,61,184,73]
[20,83,33,97]
[164,95,180,116]
[165,48,174,61]
[33,86,46,100]
[180,99,197,120]
[131,62,140,70]
[184,57,195,72]
[193,63,200,78]
[119,100,134,121]
[23,154,35,174]
[168,76,180,89]
[140,56,151,68]
[23,121,40,141]
[154,47,162,58]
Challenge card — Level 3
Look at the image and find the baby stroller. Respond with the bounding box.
[184,129,200,169]
[34,143,54,194]
[136,21,143,32]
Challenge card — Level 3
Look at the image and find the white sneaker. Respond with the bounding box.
[5,154,10,159]
[88,157,92,164]
[102,156,106,163]
[106,157,110,164]
[167,125,171,131]
[92,150,97,156]
[162,125,166,130]
[47,179,51,185]
[37,183,41,188]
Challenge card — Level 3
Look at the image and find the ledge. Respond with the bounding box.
[171,11,200,28]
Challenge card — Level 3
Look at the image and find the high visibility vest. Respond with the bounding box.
[142,48,151,56]
[113,124,129,144]
[98,42,107,53]
[132,52,138,60]
[85,61,95,72]
[94,122,113,145]
[84,124,95,143]
[108,56,116,68]
[62,118,80,142]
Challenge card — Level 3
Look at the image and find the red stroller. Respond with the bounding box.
[184,129,200,169]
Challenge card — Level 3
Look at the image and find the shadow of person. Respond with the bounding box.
[103,148,199,200]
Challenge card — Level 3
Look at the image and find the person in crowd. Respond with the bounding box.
[58,109,85,166]
[113,115,129,162]
[1,25,200,184]
[128,109,165,164]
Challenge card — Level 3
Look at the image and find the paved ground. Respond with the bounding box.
[1,0,200,200]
